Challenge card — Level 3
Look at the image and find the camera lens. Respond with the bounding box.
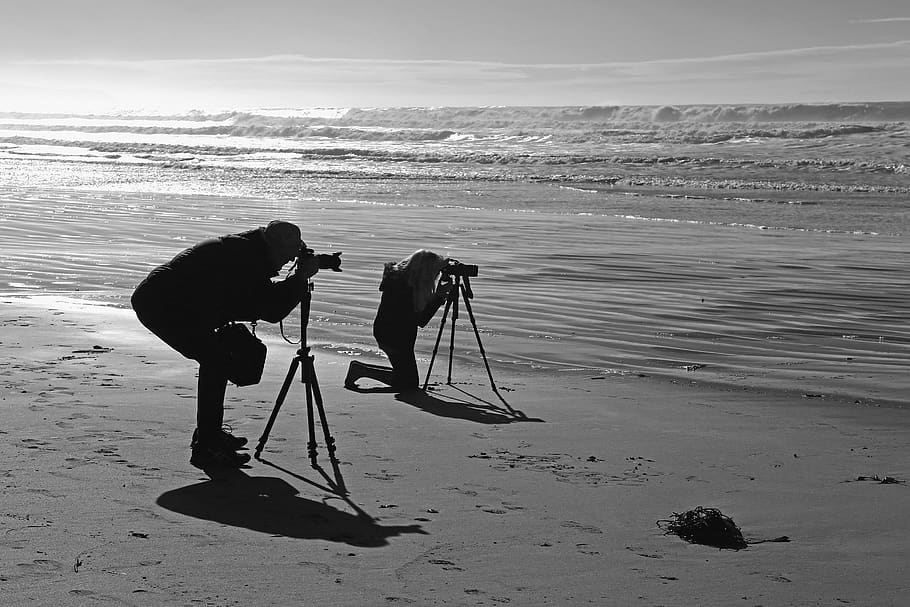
[316,253,342,272]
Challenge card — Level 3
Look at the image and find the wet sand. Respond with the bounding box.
[3,186,908,407]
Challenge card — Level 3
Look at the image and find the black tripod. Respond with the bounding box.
[423,274,508,405]
[255,281,344,490]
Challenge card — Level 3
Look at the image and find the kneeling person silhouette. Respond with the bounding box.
[346,250,452,392]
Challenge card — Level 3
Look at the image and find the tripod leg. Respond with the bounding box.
[308,366,336,458]
[302,354,318,466]
[459,288,513,408]
[446,286,459,384]
[256,355,301,459]
[423,292,454,389]
[304,354,346,491]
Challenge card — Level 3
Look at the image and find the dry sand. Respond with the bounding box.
[2,295,908,606]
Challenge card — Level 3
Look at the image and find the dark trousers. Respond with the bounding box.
[131,292,227,443]
[377,341,419,390]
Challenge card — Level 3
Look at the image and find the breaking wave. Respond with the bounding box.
[3,101,909,144]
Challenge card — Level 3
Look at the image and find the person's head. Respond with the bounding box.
[263,220,303,270]
[396,249,446,283]
[393,249,447,310]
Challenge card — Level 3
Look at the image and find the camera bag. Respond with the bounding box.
[215,322,267,386]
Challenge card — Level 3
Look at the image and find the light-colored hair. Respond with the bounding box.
[388,249,446,311]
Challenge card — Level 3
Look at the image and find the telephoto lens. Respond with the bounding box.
[442,259,478,278]
[316,252,343,272]
[298,244,342,272]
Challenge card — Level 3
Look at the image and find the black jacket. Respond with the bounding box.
[373,266,446,349]
[132,228,301,329]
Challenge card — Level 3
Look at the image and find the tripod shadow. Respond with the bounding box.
[395,386,542,424]
[156,469,426,547]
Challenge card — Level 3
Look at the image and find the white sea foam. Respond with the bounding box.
[1,103,909,235]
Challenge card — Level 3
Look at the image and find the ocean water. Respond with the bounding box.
[2,103,908,406]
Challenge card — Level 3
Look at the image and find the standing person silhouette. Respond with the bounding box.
[345,249,453,392]
[131,221,320,468]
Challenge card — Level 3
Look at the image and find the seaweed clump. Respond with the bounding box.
[658,506,748,549]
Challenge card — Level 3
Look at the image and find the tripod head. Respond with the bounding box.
[439,272,473,301]
[440,258,477,300]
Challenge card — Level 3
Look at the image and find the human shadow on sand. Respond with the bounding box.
[345,379,541,423]
[156,470,426,547]
[394,387,542,424]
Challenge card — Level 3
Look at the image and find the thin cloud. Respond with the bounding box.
[13,39,910,74]
[850,17,910,24]
[602,39,910,67]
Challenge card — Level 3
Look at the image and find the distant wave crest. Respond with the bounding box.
[337,102,910,125]
[8,101,910,125]
[3,132,908,181]
[0,116,901,148]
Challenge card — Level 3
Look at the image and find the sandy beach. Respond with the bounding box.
[2,293,908,606]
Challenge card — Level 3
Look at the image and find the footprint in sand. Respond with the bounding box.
[478,501,524,514]
[442,486,479,497]
[626,545,664,559]
[561,520,603,534]
[364,470,400,482]
[64,456,93,469]
[69,590,96,597]
[362,453,393,462]
[13,559,65,579]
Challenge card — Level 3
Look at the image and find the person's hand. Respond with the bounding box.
[436,279,454,299]
[292,255,320,281]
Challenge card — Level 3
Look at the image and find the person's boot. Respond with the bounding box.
[190,429,251,468]
[191,427,248,450]
[344,360,364,389]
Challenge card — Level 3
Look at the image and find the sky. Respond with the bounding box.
[1,0,909,112]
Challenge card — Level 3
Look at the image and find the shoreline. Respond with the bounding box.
[2,294,909,604]
[7,291,908,413]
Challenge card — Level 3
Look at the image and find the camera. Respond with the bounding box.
[441,258,479,278]
[299,245,343,272]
